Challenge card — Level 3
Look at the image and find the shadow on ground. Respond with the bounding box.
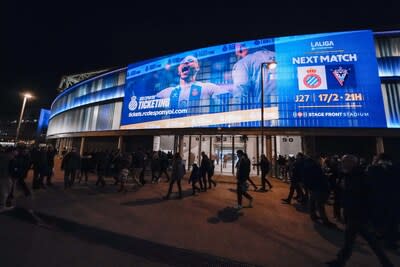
[121,189,194,207]
[313,222,371,255]
[207,207,244,224]
[2,208,260,267]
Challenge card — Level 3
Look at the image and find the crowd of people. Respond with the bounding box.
[277,152,398,267]
[0,144,398,266]
[0,144,220,208]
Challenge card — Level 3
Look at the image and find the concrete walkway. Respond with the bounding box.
[2,161,399,267]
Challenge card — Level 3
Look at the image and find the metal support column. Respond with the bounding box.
[232,136,235,175]
[188,136,192,171]
[79,137,85,156]
[117,136,123,151]
[376,137,384,154]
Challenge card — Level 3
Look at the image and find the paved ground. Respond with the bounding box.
[1,160,399,266]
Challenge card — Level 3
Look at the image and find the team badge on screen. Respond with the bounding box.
[332,66,349,86]
[297,66,328,90]
[128,96,138,111]
[326,64,356,89]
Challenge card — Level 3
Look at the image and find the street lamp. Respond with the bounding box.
[260,61,277,155]
[15,93,33,142]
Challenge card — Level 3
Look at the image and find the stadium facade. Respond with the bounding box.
[47,30,400,175]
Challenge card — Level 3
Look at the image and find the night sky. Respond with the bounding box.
[1,1,399,120]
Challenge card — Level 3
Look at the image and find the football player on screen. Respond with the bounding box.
[231,43,277,105]
[156,56,230,109]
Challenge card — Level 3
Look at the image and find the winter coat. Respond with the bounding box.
[61,151,81,170]
[171,159,185,181]
[236,157,250,183]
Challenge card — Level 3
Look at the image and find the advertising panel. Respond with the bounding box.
[121,30,387,129]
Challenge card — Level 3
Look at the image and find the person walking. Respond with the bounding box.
[207,159,217,189]
[32,146,48,190]
[243,153,258,191]
[366,153,398,250]
[0,147,13,211]
[326,155,394,267]
[254,154,272,192]
[282,152,305,204]
[45,145,56,186]
[117,153,132,193]
[95,150,108,187]
[7,146,32,207]
[163,153,185,200]
[151,151,161,183]
[158,151,170,182]
[235,150,253,210]
[188,163,202,195]
[134,148,146,185]
[61,147,81,189]
[79,152,91,185]
[200,152,210,191]
[303,157,336,228]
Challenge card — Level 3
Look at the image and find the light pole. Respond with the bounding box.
[15,93,33,142]
[260,61,277,155]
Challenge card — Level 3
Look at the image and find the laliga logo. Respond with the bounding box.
[303,68,321,88]
[128,96,138,111]
[311,40,334,51]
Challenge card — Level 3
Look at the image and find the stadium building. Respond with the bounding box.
[46,30,400,175]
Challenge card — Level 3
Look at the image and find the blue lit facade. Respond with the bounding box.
[375,32,400,128]
[47,31,400,139]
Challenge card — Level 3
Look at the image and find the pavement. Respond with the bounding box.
[1,159,399,267]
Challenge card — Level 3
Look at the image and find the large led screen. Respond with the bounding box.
[121,30,387,129]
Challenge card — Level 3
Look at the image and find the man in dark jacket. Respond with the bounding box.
[327,155,393,267]
[134,148,146,185]
[95,150,108,187]
[0,147,13,210]
[61,147,81,189]
[254,154,272,192]
[282,152,305,204]
[200,152,211,191]
[164,153,185,200]
[45,145,57,186]
[158,151,170,182]
[7,147,31,206]
[235,150,253,210]
[31,146,44,190]
[151,152,161,183]
[366,153,398,250]
[303,157,335,227]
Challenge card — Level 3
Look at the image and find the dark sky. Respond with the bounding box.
[1,1,399,120]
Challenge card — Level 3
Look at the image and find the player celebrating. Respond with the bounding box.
[156,56,229,109]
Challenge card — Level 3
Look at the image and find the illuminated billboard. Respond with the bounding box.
[121,30,387,129]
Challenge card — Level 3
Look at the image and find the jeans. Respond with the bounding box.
[207,174,216,188]
[309,191,329,223]
[201,171,208,191]
[64,169,77,188]
[286,181,304,202]
[261,171,272,189]
[166,179,182,198]
[237,182,252,206]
